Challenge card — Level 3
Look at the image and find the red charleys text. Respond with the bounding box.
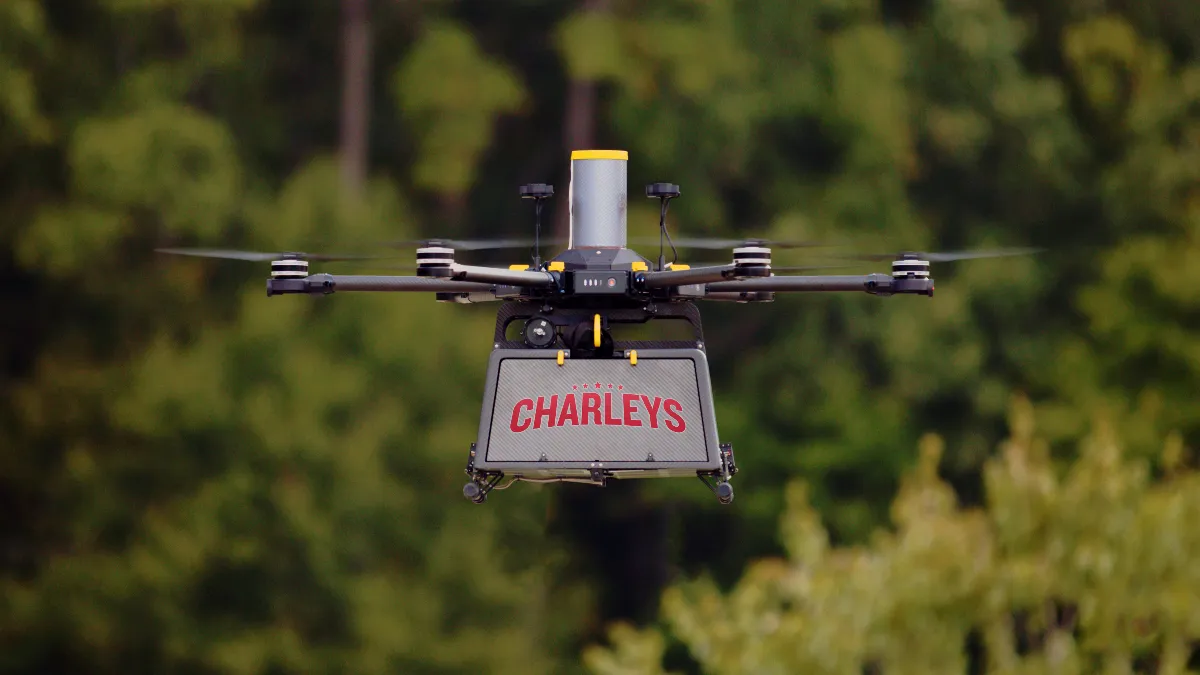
[509,392,686,433]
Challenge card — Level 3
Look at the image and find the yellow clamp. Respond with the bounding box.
[631,261,648,271]
[509,264,529,271]
[593,314,601,348]
[629,350,637,365]
[557,350,564,366]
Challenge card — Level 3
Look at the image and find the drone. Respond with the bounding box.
[158,149,1038,505]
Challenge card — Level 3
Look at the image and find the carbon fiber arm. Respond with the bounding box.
[703,291,774,302]
[704,273,934,295]
[267,274,498,296]
[639,264,741,288]
[447,264,557,287]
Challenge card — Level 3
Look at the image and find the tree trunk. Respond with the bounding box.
[339,0,371,197]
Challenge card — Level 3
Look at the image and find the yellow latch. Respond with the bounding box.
[548,261,565,272]
[629,350,638,365]
[667,263,690,271]
[593,314,601,348]
[509,264,529,271]
[557,350,564,366]
[631,261,648,271]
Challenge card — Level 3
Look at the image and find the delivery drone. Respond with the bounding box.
[157,150,1037,505]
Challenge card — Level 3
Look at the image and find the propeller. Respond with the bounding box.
[836,247,1043,263]
[385,237,567,251]
[677,263,854,272]
[155,247,389,262]
[629,236,830,250]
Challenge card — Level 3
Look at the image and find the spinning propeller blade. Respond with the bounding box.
[837,247,1043,262]
[155,247,386,262]
[683,263,854,272]
[630,236,829,250]
[386,237,566,251]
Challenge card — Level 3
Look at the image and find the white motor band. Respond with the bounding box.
[892,259,930,278]
[733,245,771,267]
[271,259,309,279]
[732,246,771,256]
[417,245,456,270]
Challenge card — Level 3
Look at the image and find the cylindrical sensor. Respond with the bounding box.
[568,150,628,248]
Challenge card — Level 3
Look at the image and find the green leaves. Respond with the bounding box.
[556,1,751,100]
[555,12,626,82]
[70,104,242,234]
[9,0,1200,672]
[393,20,526,196]
[827,25,912,172]
[1064,16,1151,122]
[2,5,587,672]
[16,206,130,276]
[0,0,51,144]
[589,407,1200,673]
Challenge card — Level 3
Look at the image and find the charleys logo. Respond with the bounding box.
[509,382,686,433]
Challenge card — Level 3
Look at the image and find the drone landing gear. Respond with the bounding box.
[463,443,501,504]
[463,473,502,504]
[697,443,738,504]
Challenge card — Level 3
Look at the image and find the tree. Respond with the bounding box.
[583,398,1200,674]
[339,0,371,196]
[1,2,591,672]
[7,0,1200,670]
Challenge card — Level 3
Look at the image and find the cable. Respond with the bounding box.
[659,199,678,268]
[532,199,543,269]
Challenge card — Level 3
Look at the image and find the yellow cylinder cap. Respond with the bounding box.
[571,150,628,161]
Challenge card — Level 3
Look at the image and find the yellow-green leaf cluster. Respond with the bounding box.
[393,20,526,196]
[587,399,1200,673]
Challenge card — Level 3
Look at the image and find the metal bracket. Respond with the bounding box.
[492,300,705,344]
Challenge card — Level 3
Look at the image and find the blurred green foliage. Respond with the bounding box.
[2,0,1199,672]
[584,400,1200,674]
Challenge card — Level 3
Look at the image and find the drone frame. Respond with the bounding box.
[153,150,1051,506]
[251,150,944,505]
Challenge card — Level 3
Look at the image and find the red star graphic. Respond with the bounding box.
[608,384,613,389]
[572,385,578,390]
[595,382,601,388]
[582,384,588,388]
[618,385,623,390]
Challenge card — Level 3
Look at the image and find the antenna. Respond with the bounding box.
[519,183,554,268]
[646,183,680,270]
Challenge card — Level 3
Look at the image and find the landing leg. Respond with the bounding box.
[463,481,486,503]
[698,443,738,504]
[715,482,734,504]
[463,442,502,504]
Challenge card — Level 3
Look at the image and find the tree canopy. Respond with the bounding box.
[585,400,1200,673]
[3,0,1198,672]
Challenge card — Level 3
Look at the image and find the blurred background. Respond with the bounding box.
[4,0,1200,672]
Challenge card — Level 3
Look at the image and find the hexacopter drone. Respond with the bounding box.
[158,150,1036,505]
